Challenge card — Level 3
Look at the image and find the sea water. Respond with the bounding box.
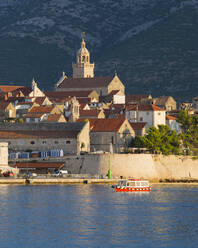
[0,184,198,248]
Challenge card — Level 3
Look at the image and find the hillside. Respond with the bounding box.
[0,0,197,100]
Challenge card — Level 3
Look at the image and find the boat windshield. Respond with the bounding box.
[118,181,127,186]
[140,181,149,187]
[128,181,135,187]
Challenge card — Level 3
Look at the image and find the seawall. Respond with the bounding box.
[63,154,198,180]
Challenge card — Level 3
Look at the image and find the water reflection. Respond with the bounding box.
[0,185,198,247]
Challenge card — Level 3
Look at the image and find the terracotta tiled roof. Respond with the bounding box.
[49,96,69,104]
[45,90,96,98]
[80,118,127,132]
[0,130,79,139]
[34,97,47,105]
[77,97,91,104]
[16,87,32,96]
[109,90,120,96]
[24,112,45,118]
[46,114,66,122]
[57,76,114,89]
[29,106,55,113]
[0,101,11,110]
[79,110,102,118]
[0,85,24,92]
[6,97,25,102]
[126,94,151,103]
[166,115,177,120]
[129,122,146,129]
[126,104,165,111]
[154,96,174,105]
[15,162,64,169]
[110,104,125,110]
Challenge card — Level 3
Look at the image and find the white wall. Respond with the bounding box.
[0,142,8,166]
[126,110,166,129]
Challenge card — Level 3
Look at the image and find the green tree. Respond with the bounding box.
[178,110,198,155]
[134,125,181,155]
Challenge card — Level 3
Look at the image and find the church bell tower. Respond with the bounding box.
[72,35,94,78]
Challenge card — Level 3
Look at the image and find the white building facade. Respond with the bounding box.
[126,104,166,129]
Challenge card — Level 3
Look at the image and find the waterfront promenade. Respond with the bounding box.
[0,178,120,185]
[0,177,198,185]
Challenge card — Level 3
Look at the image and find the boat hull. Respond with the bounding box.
[115,187,151,192]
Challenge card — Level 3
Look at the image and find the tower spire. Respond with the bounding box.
[72,33,94,78]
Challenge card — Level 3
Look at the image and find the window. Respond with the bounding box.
[30,141,35,145]
[140,117,143,122]
[111,136,114,144]
[146,112,149,115]
[66,140,71,144]
[158,112,161,115]
[54,141,59,144]
[42,141,47,144]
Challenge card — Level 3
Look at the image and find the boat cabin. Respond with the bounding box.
[118,179,149,188]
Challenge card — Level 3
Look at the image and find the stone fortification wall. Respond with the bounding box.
[63,154,198,180]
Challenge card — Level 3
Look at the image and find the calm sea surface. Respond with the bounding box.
[0,184,198,248]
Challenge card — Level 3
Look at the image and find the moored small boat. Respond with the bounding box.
[115,179,151,192]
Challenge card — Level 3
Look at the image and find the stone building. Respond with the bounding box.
[24,105,62,123]
[153,96,177,111]
[0,102,16,121]
[126,104,166,129]
[126,94,152,105]
[88,118,135,153]
[55,75,125,97]
[0,122,90,155]
[55,38,125,97]
[45,114,66,123]
[72,38,94,78]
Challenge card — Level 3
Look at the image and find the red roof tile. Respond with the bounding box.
[57,76,113,89]
[24,112,45,118]
[126,104,165,111]
[15,162,64,169]
[0,130,78,139]
[79,110,102,118]
[45,90,96,98]
[109,90,120,96]
[80,118,127,132]
[34,97,48,105]
[29,106,55,113]
[166,115,177,120]
[126,94,152,103]
[0,102,11,110]
[129,122,147,129]
[0,85,24,92]
[46,114,66,122]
